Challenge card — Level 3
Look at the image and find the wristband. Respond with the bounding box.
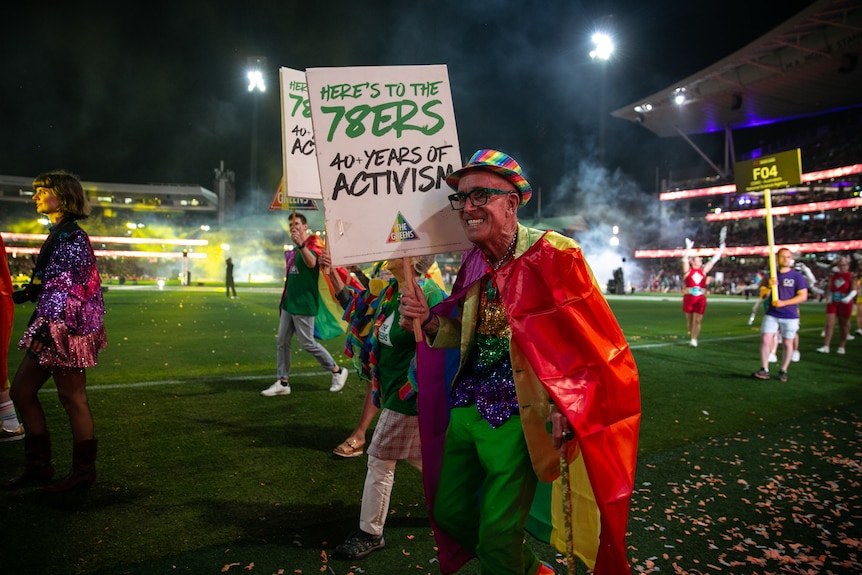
[421,312,436,329]
[296,241,306,250]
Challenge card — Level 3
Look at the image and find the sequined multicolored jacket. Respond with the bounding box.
[18,219,106,368]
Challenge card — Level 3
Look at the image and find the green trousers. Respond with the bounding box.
[433,406,541,575]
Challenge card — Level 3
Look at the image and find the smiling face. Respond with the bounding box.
[456,170,520,258]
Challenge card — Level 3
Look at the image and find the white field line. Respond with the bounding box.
[70,327,825,392]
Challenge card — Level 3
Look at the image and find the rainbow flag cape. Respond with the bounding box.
[417,234,640,575]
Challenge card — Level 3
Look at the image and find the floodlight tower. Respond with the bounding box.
[247,56,267,213]
[590,31,614,165]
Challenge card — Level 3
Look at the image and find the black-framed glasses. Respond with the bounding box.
[448,188,515,210]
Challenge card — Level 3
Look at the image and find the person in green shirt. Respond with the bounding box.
[320,250,444,560]
[261,213,347,396]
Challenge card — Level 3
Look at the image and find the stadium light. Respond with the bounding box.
[590,32,614,60]
[247,55,266,93]
[590,26,615,165]
[247,70,265,92]
[247,56,267,213]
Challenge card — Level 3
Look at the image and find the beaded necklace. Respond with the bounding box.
[485,228,518,301]
[489,229,518,271]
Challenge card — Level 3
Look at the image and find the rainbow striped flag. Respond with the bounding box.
[525,455,600,570]
[313,271,348,340]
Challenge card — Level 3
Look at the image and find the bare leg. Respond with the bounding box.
[822,313,837,347]
[779,337,794,373]
[837,316,850,349]
[53,367,94,442]
[334,381,379,456]
[690,313,704,340]
[759,332,773,370]
[9,354,51,437]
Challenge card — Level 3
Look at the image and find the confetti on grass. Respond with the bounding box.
[628,408,861,574]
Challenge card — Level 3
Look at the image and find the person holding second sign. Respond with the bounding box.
[261,212,348,397]
[320,249,445,560]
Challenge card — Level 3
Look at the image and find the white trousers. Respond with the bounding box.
[359,453,422,536]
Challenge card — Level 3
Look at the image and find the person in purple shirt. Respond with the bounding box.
[752,248,808,383]
[3,171,107,492]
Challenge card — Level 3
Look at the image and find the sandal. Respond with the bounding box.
[332,438,364,458]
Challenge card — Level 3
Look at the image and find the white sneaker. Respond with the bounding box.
[330,367,348,392]
[791,350,800,362]
[836,347,845,355]
[856,328,862,336]
[846,334,855,341]
[689,338,698,348]
[261,380,291,396]
[816,346,829,354]
[768,353,778,363]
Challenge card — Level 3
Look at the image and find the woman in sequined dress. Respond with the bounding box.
[3,170,107,492]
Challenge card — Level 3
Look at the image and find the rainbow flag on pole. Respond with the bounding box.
[313,266,360,340]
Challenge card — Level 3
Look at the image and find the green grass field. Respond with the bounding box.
[1,287,858,575]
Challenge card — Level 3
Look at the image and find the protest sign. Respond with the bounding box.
[278,67,322,202]
[305,64,471,266]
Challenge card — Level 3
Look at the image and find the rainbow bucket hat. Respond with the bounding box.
[444,149,532,206]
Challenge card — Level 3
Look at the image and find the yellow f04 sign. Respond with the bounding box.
[734,148,802,193]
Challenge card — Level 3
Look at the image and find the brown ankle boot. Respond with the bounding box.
[2,434,54,489]
[43,439,97,493]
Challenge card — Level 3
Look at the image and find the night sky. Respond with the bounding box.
[1,0,813,220]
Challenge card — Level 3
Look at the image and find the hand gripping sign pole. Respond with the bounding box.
[763,189,778,304]
[401,258,423,343]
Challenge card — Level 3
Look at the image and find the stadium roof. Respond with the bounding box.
[0,175,218,212]
[611,0,862,138]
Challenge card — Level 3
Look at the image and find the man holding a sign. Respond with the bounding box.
[261,213,349,397]
[400,150,639,575]
[752,248,808,383]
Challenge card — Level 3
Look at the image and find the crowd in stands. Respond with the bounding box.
[637,109,862,295]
